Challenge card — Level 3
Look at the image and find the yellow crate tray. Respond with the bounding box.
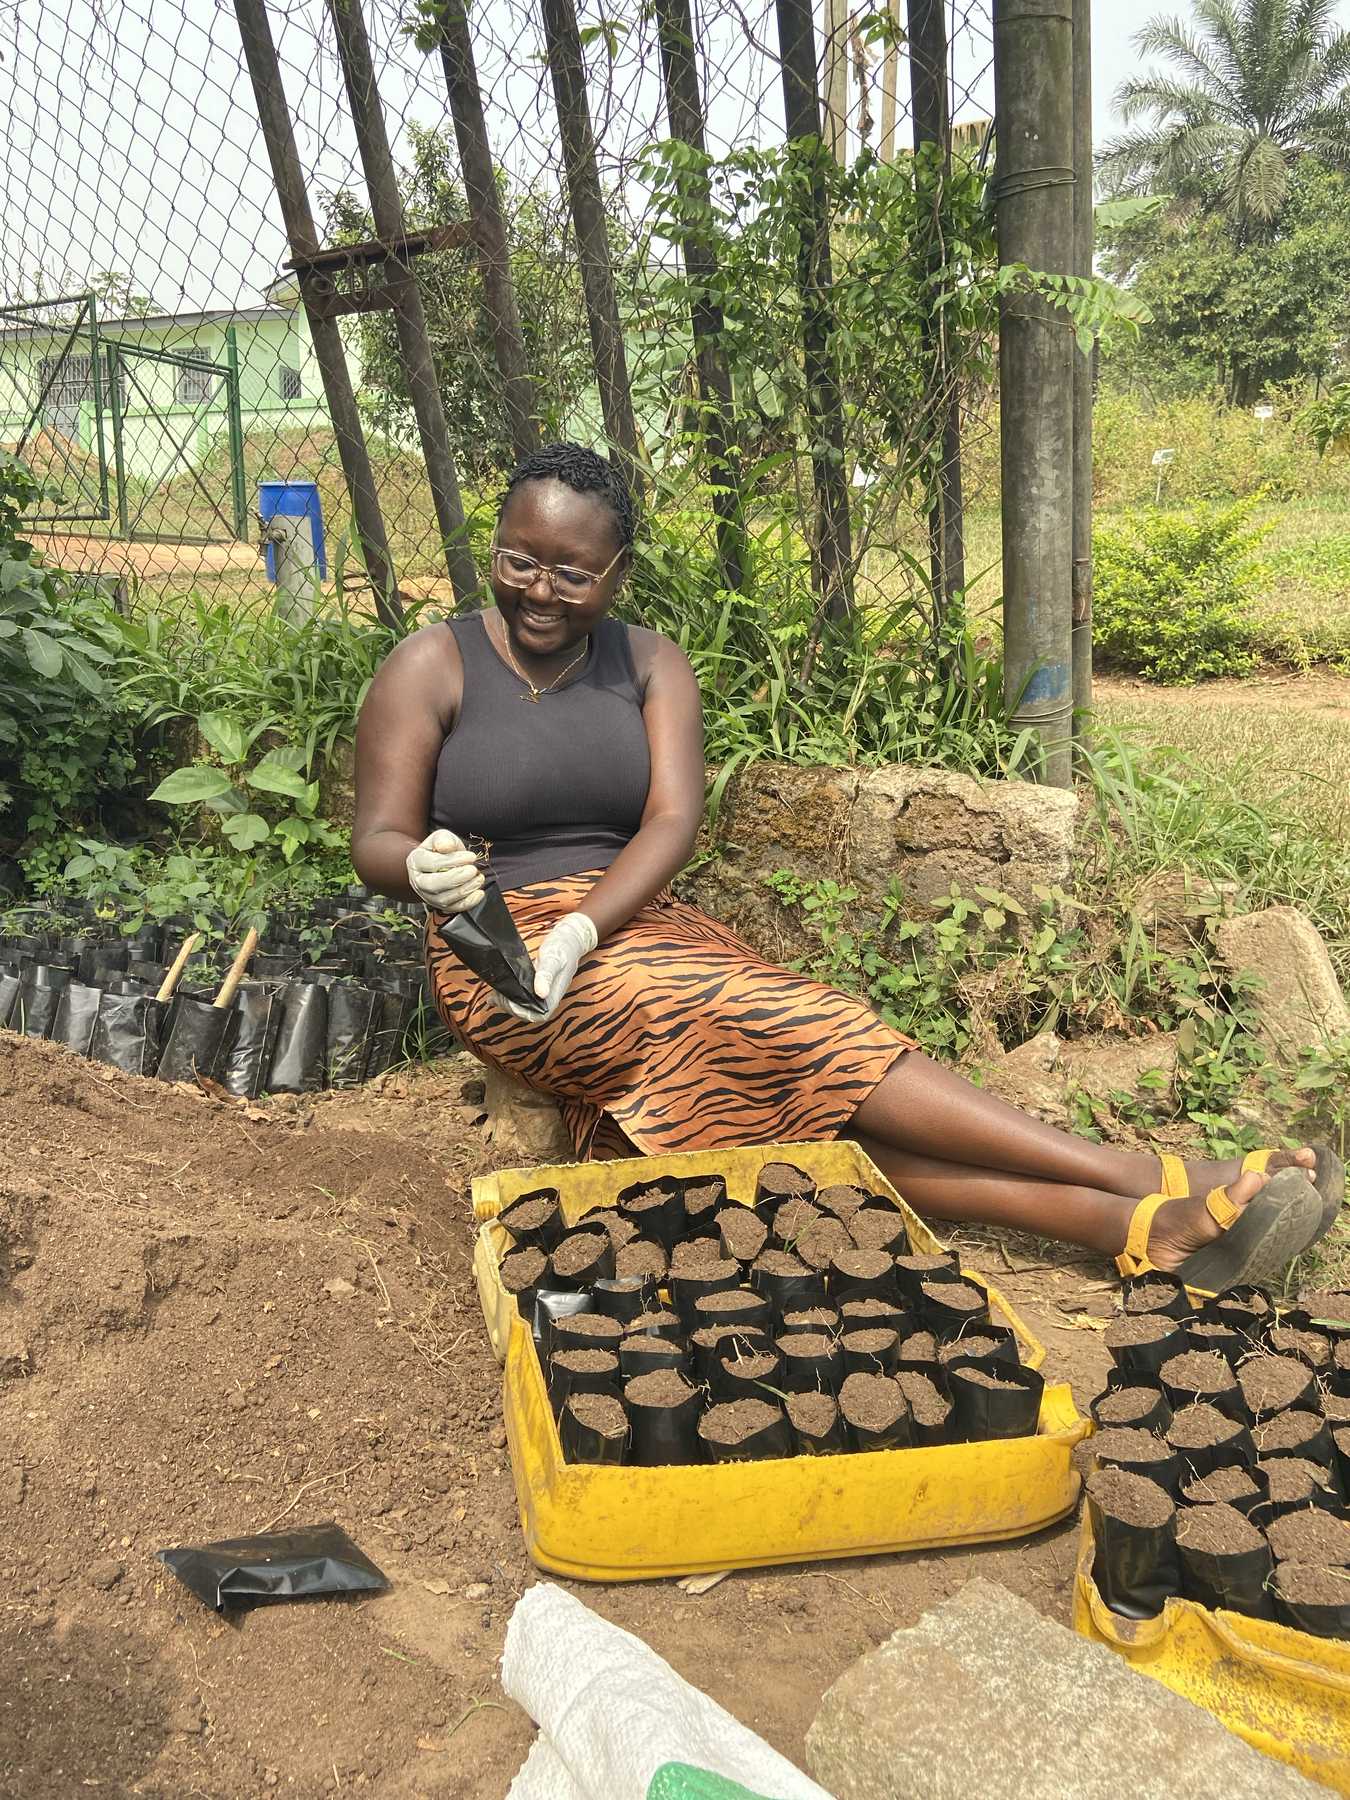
[1073,1512,1350,1793]
[472,1140,1088,1583]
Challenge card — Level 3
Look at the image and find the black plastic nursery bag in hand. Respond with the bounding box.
[436,883,546,1017]
[156,1522,390,1612]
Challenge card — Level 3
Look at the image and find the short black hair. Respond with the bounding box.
[499,442,637,550]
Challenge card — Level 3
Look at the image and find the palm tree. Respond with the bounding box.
[1097,0,1350,228]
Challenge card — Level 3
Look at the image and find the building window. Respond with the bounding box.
[38,353,93,409]
[277,364,303,402]
[176,358,217,405]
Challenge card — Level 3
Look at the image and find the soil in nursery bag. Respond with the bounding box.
[620,1334,688,1380]
[592,1276,656,1324]
[624,1305,681,1341]
[838,1372,911,1450]
[560,1392,629,1465]
[592,1211,639,1251]
[1267,1325,1332,1370]
[896,1369,955,1445]
[550,1312,624,1353]
[785,1306,842,1333]
[1182,1466,1261,1508]
[1260,1456,1333,1511]
[624,1369,704,1466]
[692,1288,772,1335]
[1254,1410,1333,1466]
[698,1398,793,1462]
[717,1207,769,1266]
[548,1232,615,1289]
[840,1297,903,1332]
[948,1364,1044,1442]
[755,1162,815,1203]
[88,990,168,1076]
[1091,1426,1182,1491]
[1266,1509,1350,1566]
[1175,1502,1275,1620]
[899,1328,938,1363]
[772,1197,823,1247]
[892,1252,961,1305]
[548,1348,621,1408]
[668,1237,729,1275]
[501,1246,547,1309]
[617,1180,685,1251]
[1105,1313,1186,1361]
[814,1183,870,1223]
[1086,1466,1181,1619]
[1325,1395,1350,1426]
[1166,1403,1254,1479]
[712,1347,783,1401]
[1273,1564,1350,1639]
[1093,1385,1173,1434]
[841,1327,900,1375]
[1239,1355,1318,1419]
[786,1390,848,1454]
[499,1190,565,1251]
[830,1247,898,1304]
[681,1177,727,1230]
[937,1329,1018,1370]
[1121,1273,1194,1320]
[847,1208,909,1255]
[615,1239,668,1282]
[778,1330,844,1394]
[795,1216,854,1272]
[751,1249,826,1318]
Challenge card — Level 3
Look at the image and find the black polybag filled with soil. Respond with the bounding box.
[1174,1504,1275,1621]
[668,1262,741,1331]
[436,883,545,1017]
[533,1290,597,1352]
[778,1331,845,1395]
[547,1348,622,1412]
[693,1325,773,1387]
[1121,1272,1195,1322]
[948,1363,1044,1442]
[547,1231,615,1294]
[839,1372,912,1451]
[616,1176,686,1252]
[560,1393,629,1465]
[593,1276,657,1324]
[157,993,237,1084]
[266,980,329,1093]
[786,1390,850,1455]
[89,991,169,1076]
[156,1521,390,1612]
[1090,1426,1184,1495]
[1092,1378,1173,1436]
[220,984,285,1100]
[699,1399,794,1464]
[625,1370,704,1466]
[750,1255,828,1322]
[0,970,19,1028]
[1086,1467,1182,1620]
[620,1334,689,1380]
[499,1188,566,1253]
[710,1343,785,1402]
[51,980,103,1055]
[1272,1565,1350,1639]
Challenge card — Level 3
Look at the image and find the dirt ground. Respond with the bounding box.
[0,1033,1116,1800]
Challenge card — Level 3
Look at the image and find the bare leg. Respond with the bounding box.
[846,1131,1264,1267]
[854,1051,1313,1197]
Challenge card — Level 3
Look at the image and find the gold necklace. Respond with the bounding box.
[494,614,590,702]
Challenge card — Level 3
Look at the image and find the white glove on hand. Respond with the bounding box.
[497,912,599,1023]
[406,829,485,915]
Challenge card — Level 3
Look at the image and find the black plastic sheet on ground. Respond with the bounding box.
[156,1522,391,1612]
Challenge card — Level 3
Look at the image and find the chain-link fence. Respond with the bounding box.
[0,0,999,631]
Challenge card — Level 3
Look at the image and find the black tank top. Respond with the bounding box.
[429,612,652,892]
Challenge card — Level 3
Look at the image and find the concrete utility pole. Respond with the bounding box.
[1071,0,1094,755]
[993,0,1075,787]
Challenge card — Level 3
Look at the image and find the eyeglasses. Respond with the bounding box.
[489,541,625,604]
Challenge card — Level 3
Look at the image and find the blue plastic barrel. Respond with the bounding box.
[259,480,327,581]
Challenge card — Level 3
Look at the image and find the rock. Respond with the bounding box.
[323,1277,358,1300]
[1061,1033,1179,1103]
[806,1579,1317,1799]
[480,1065,572,1162]
[977,1036,1072,1128]
[0,1334,33,1381]
[683,763,1077,965]
[88,1559,124,1591]
[1213,907,1350,1060]
[1133,870,1238,958]
[463,1581,491,1601]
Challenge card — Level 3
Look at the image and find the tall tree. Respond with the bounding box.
[1098,0,1350,229]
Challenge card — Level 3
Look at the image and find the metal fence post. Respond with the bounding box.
[774,0,855,625]
[430,0,541,467]
[993,0,1075,786]
[231,0,402,627]
[538,0,644,495]
[326,0,479,606]
[1071,0,1094,758]
[907,0,966,628]
[224,325,249,542]
[653,0,746,591]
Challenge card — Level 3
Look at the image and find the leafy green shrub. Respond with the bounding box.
[0,453,139,864]
[1091,497,1268,682]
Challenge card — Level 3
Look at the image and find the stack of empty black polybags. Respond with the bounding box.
[0,886,452,1096]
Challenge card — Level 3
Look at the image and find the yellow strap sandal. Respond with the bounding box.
[1115,1152,1328,1294]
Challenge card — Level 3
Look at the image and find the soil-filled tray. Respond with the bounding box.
[472,1141,1087,1583]
[1076,1276,1350,1792]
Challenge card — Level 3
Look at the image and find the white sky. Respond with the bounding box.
[0,0,1346,315]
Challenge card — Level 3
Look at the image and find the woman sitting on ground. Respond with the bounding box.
[352,442,1339,1290]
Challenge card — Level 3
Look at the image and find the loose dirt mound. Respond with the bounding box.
[0,1033,1102,1797]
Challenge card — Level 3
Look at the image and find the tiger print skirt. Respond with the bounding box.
[425,872,915,1161]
